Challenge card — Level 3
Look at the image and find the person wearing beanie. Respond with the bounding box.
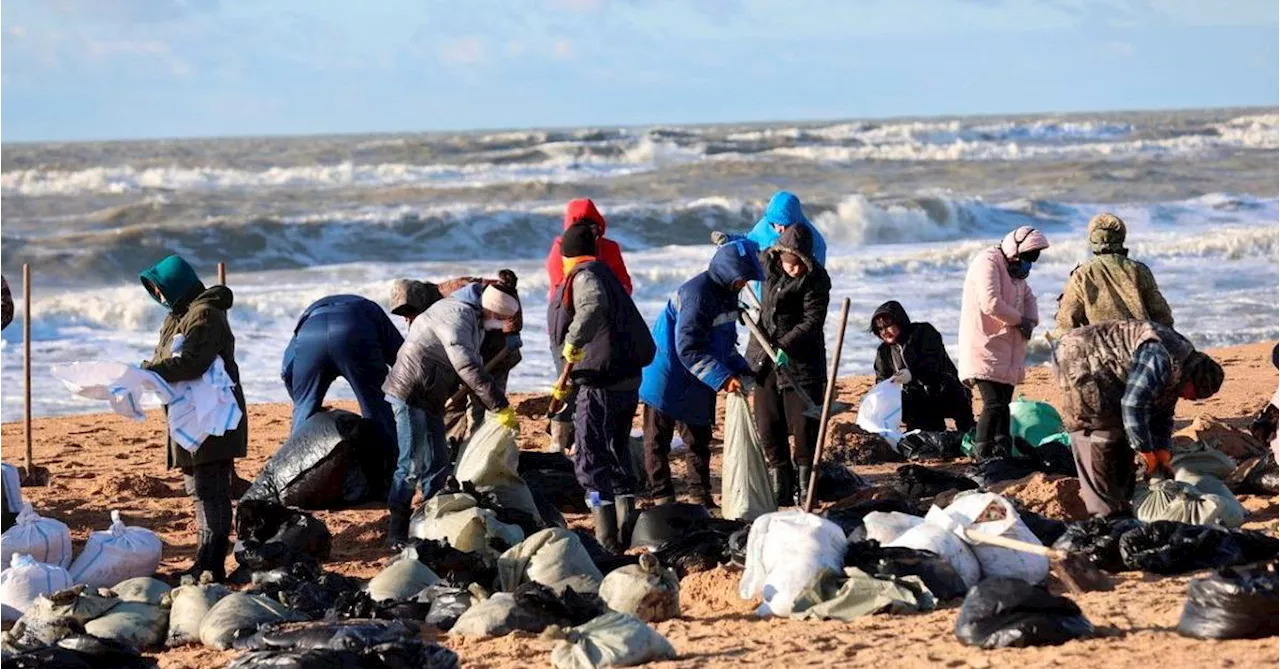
[1051,212,1173,340]
[548,222,656,551]
[1053,320,1224,517]
[545,223,598,453]
[381,277,520,547]
[388,279,443,324]
[139,254,248,581]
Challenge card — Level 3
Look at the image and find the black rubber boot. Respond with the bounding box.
[615,495,637,550]
[796,465,813,508]
[386,504,412,550]
[770,465,796,507]
[592,502,621,553]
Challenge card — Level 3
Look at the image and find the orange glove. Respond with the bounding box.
[1141,449,1173,478]
[722,377,743,394]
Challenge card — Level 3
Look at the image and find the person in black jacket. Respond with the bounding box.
[746,224,830,506]
[870,300,975,435]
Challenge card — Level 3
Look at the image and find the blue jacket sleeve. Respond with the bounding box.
[675,290,734,392]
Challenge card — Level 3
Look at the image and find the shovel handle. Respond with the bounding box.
[738,305,823,411]
[448,349,511,408]
[961,528,1062,559]
[546,361,574,416]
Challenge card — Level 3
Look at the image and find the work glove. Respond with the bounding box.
[1017,318,1035,340]
[562,342,586,364]
[773,349,791,368]
[505,333,523,351]
[891,368,912,385]
[493,406,519,432]
[1141,449,1173,478]
[722,376,744,395]
[710,230,729,246]
[550,379,572,402]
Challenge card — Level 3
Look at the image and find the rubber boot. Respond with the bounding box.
[796,465,813,508]
[592,502,621,553]
[615,495,638,550]
[769,465,796,507]
[549,420,574,455]
[204,536,229,583]
[386,504,412,550]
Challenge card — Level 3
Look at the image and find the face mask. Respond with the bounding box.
[1007,259,1032,279]
[483,318,506,331]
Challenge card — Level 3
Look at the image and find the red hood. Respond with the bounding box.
[563,198,606,235]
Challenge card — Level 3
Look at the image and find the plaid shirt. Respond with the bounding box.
[1121,341,1176,453]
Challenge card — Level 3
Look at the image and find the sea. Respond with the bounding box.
[2,107,1277,421]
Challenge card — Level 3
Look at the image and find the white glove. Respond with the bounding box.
[891,368,912,385]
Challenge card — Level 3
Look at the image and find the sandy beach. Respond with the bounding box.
[2,341,1276,668]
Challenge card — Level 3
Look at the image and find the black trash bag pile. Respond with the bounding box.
[954,578,1095,649]
[517,451,587,515]
[1227,452,1279,496]
[845,540,968,601]
[234,500,333,573]
[964,457,1042,488]
[572,529,640,575]
[1117,521,1280,575]
[1052,517,1145,573]
[814,462,868,502]
[419,584,475,632]
[897,431,965,461]
[408,538,496,589]
[227,619,458,669]
[438,479,547,540]
[726,526,750,568]
[241,410,394,510]
[1016,508,1068,547]
[825,497,922,540]
[511,581,606,627]
[5,634,158,669]
[327,591,427,623]
[895,464,979,500]
[249,560,362,619]
[1177,563,1279,640]
[647,517,748,578]
[629,503,713,550]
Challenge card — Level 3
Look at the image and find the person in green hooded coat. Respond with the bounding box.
[140,254,248,581]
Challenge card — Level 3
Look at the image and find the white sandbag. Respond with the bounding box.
[1171,447,1237,479]
[108,577,172,605]
[550,611,677,669]
[199,592,301,650]
[598,554,680,623]
[451,592,550,638]
[498,528,603,594]
[862,511,924,545]
[941,492,1049,584]
[83,601,168,650]
[739,510,847,617]
[68,510,163,589]
[164,575,231,647]
[454,419,543,522]
[366,546,440,602]
[1,503,74,569]
[885,510,982,589]
[856,379,904,446]
[1174,470,1246,528]
[1,554,74,622]
[720,392,777,522]
[410,492,525,555]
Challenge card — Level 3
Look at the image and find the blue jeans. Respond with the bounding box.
[386,395,449,509]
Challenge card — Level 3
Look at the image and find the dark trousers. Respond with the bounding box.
[573,386,640,502]
[753,369,822,469]
[1070,429,1135,517]
[283,312,395,448]
[182,459,233,577]
[642,405,713,498]
[973,380,1015,459]
[903,378,976,434]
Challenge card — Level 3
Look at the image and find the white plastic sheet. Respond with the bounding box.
[856,379,904,446]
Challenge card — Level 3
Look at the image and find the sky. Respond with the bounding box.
[2,0,1277,141]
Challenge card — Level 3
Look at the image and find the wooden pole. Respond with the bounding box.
[217,262,226,286]
[803,297,851,513]
[22,264,32,474]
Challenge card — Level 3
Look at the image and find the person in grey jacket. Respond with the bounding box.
[381,281,522,546]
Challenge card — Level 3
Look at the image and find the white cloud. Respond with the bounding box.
[552,38,574,59]
[439,36,487,65]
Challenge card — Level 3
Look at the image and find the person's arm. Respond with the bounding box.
[1137,264,1174,329]
[1022,283,1039,327]
[143,307,227,383]
[1121,342,1175,453]
[873,347,892,382]
[675,290,736,391]
[774,275,830,354]
[906,325,948,383]
[431,311,507,411]
[972,255,1024,326]
[565,271,610,350]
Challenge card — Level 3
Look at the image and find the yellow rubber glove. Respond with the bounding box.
[493,406,519,432]
[562,342,586,364]
[550,381,571,402]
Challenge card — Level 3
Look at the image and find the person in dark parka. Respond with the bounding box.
[140,254,248,581]
[871,300,975,435]
[746,223,830,507]
[282,295,405,447]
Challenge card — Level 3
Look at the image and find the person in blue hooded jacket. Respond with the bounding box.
[639,239,763,506]
[713,191,828,268]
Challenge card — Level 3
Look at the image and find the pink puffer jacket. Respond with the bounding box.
[958,227,1049,386]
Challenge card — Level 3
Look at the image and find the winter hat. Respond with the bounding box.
[481,285,520,317]
[1182,351,1225,399]
[1000,226,1050,261]
[561,223,598,258]
[389,279,441,317]
[1088,213,1127,254]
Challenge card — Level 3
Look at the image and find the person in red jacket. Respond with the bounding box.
[545,199,634,453]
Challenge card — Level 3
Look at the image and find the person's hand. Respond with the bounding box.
[493,406,519,432]
[562,343,586,364]
[550,380,571,402]
[722,377,744,394]
[505,333,523,351]
[773,349,791,368]
[710,231,729,246]
[891,368,912,385]
[1141,449,1173,478]
[1018,318,1035,340]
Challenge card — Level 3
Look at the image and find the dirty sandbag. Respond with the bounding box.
[861,511,924,545]
[409,538,496,589]
[954,577,1094,648]
[897,431,965,461]
[598,553,680,623]
[548,611,677,669]
[1016,509,1068,547]
[628,502,711,550]
[83,601,168,651]
[7,634,158,669]
[242,409,392,510]
[68,511,163,590]
[235,500,333,569]
[1173,470,1247,528]
[814,462,868,502]
[1132,480,1227,527]
[856,379,904,446]
[1,503,74,569]
[2,554,75,622]
[845,540,969,601]
[824,496,922,540]
[367,546,440,603]
[454,479,546,539]
[1177,563,1279,640]
[165,574,231,647]
[1118,521,1279,575]
[451,592,554,637]
[721,392,777,522]
[791,566,935,621]
[519,451,588,515]
[885,509,982,589]
[1051,516,1145,573]
[497,528,603,595]
[199,592,305,650]
[739,511,848,617]
[1171,446,1237,479]
[455,419,543,523]
[409,492,525,557]
[964,457,1041,489]
[944,492,1049,584]
[894,465,978,500]
[1227,452,1279,496]
[108,577,171,606]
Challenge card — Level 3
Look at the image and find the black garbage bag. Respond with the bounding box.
[629,502,713,550]
[897,431,965,461]
[250,561,361,619]
[1118,521,1280,575]
[1035,443,1079,477]
[727,526,750,568]
[845,540,968,601]
[965,457,1041,488]
[1177,563,1279,640]
[242,410,393,510]
[518,452,588,515]
[6,634,158,669]
[1016,509,1068,547]
[814,462,867,502]
[235,619,419,652]
[228,639,458,669]
[895,464,979,499]
[409,538,496,589]
[653,527,740,578]
[235,500,333,572]
[825,497,922,540]
[420,585,475,631]
[1228,452,1280,496]
[1052,517,1145,573]
[572,528,640,575]
[511,581,606,627]
[954,577,1094,648]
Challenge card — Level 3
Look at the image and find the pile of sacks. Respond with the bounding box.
[1132,442,1248,528]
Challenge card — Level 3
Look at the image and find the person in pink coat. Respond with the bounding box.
[958,226,1050,459]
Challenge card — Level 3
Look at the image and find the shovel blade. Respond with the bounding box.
[19,465,50,487]
[1052,553,1113,594]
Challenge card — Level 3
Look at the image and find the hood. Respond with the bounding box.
[869,300,911,333]
[1087,212,1127,254]
[759,191,808,229]
[999,226,1051,260]
[190,284,234,311]
[767,222,817,271]
[563,198,607,235]
[140,255,204,310]
[707,239,764,290]
[451,281,485,311]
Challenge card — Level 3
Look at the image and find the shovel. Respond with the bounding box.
[546,361,575,417]
[737,306,850,419]
[445,349,511,413]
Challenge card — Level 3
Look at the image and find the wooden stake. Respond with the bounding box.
[22,264,32,474]
[217,262,227,286]
[803,297,851,513]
